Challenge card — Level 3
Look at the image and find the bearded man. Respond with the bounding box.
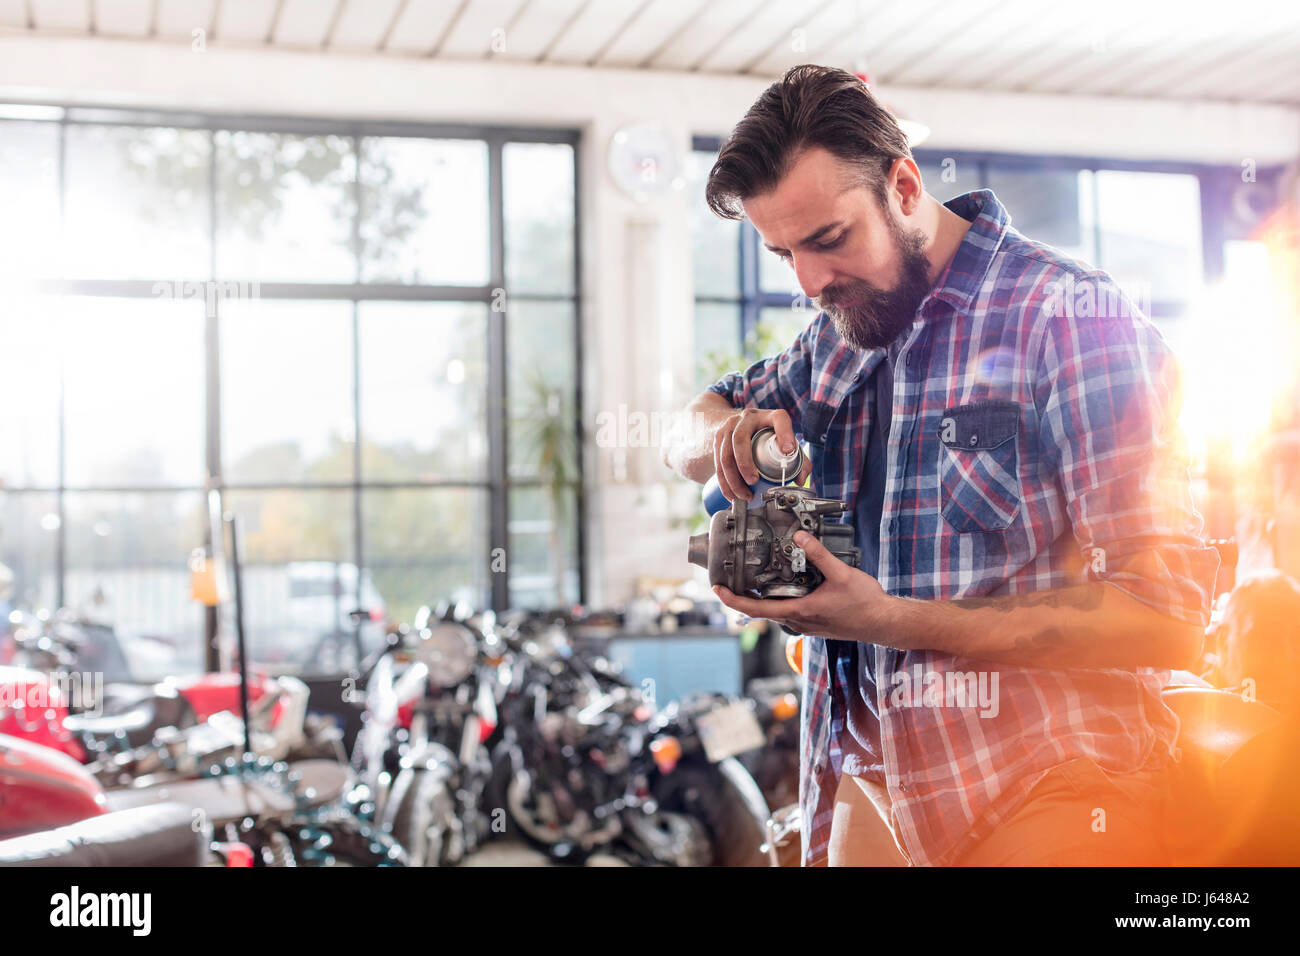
[664,64,1220,867]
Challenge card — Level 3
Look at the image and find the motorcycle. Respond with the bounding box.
[0,727,402,867]
[350,603,498,866]
[488,611,771,866]
[1,608,344,778]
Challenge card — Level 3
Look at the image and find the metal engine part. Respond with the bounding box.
[688,486,861,599]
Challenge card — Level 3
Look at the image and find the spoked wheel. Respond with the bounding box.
[390,768,461,866]
[622,809,713,867]
[504,770,618,862]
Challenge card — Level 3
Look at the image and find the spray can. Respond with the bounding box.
[701,426,808,516]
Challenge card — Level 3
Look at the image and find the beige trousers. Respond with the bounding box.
[827,757,1170,867]
[827,774,910,866]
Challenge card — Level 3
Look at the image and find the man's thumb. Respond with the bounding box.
[794,530,834,570]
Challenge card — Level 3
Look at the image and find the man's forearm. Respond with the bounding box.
[662,390,735,484]
[870,581,1203,671]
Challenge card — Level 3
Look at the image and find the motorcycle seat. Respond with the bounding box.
[104,774,297,827]
[287,759,350,809]
[1161,685,1282,770]
[65,688,195,749]
[1159,686,1287,865]
[0,802,210,867]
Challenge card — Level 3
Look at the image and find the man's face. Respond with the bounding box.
[742,147,934,351]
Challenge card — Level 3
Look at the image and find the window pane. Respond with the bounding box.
[508,299,576,481]
[359,301,488,481]
[509,484,578,609]
[361,137,489,285]
[222,300,354,484]
[62,296,205,487]
[0,492,58,614]
[0,120,60,279]
[688,150,739,297]
[0,295,60,487]
[1096,170,1203,305]
[64,125,211,280]
[694,301,741,389]
[363,488,490,627]
[63,491,206,681]
[914,154,982,204]
[986,165,1096,263]
[505,142,574,295]
[223,488,355,675]
[216,131,356,282]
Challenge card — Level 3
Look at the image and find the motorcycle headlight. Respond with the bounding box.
[414,623,478,687]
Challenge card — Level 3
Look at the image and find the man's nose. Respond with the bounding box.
[792,256,835,300]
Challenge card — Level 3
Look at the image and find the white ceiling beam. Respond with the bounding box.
[31,0,91,32]
[593,0,699,68]
[880,0,1013,86]
[153,0,216,39]
[745,0,856,77]
[534,0,594,62]
[586,0,654,66]
[644,0,766,71]
[438,0,529,58]
[732,0,838,74]
[95,0,153,36]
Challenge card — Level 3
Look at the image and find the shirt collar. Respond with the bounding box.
[919,188,1010,319]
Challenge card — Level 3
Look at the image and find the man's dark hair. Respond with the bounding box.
[705,64,913,221]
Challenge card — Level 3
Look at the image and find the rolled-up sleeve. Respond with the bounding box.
[705,317,816,438]
[1034,273,1220,626]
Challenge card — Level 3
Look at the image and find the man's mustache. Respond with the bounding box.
[816,282,879,310]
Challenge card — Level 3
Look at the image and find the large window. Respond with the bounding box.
[0,109,582,680]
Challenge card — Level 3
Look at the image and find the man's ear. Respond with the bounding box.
[890,157,924,217]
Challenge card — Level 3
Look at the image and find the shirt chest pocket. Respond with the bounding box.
[936,401,1023,533]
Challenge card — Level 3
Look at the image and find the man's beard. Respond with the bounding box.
[814,211,934,351]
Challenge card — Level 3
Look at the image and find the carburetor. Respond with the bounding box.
[688,486,861,599]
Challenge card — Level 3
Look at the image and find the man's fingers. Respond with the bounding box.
[715,425,751,501]
[730,421,760,485]
[793,531,846,580]
[714,585,805,624]
[771,410,798,458]
[712,585,765,618]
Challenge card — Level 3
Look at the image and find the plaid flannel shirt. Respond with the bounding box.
[706,189,1219,867]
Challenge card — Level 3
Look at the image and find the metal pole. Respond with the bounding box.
[224,511,253,763]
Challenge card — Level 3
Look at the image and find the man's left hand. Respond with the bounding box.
[712,530,894,642]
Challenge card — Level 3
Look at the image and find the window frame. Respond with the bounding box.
[0,105,585,670]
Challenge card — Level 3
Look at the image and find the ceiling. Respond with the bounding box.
[2,0,1299,106]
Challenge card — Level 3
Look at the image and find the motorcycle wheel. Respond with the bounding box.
[651,757,770,867]
[390,768,460,866]
[503,769,610,864]
[621,810,712,867]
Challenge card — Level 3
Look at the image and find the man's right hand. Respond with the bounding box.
[713,407,811,503]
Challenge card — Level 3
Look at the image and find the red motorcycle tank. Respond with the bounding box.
[0,731,107,837]
[0,666,86,761]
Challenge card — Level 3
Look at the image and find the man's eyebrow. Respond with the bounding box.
[763,222,845,254]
